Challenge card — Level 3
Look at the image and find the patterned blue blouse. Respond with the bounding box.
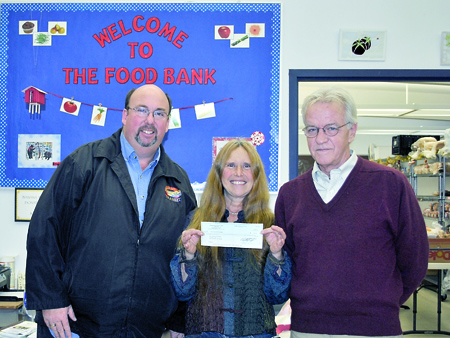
[170,210,292,336]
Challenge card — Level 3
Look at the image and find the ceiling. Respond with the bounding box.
[298,81,450,135]
[298,81,450,120]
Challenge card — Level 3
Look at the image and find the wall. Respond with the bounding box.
[2,0,450,287]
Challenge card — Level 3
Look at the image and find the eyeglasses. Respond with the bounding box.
[127,107,169,120]
[302,122,351,138]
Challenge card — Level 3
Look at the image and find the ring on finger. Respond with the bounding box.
[50,324,56,328]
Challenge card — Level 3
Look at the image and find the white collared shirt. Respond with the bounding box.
[312,151,357,203]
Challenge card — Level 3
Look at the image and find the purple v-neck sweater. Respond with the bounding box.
[275,157,429,336]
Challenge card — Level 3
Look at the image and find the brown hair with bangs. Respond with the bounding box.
[180,138,274,266]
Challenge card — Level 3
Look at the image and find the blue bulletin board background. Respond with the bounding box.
[0,3,281,191]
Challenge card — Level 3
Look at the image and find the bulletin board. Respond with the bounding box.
[0,3,281,191]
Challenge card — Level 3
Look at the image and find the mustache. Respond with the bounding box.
[137,124,157,134]
[135,124,157,148]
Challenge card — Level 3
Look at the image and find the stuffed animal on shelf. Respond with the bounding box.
[414,160,442,175]
[438,128,450,158]
[409,136,445,160]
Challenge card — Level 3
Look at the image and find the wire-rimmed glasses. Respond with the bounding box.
[302,122,351,138]
[127,107,168,120]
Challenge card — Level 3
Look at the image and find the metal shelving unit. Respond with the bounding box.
[410,156,450,236]
[405,156,450,336]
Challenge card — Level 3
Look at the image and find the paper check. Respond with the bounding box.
[201,222,263,249]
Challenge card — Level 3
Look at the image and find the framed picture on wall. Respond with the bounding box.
[339,30,387,61]
[441,32,450,65]
[17,134,61,168]
[212,137,252,163]
[15,188,44,222]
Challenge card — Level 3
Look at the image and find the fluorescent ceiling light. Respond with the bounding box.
[357,109,412,112]
[355,129,446,135]
[405,109,450,117]
[299,129,446,136]
[356,108,414,117]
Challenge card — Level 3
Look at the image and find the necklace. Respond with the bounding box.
[228,209,240,216]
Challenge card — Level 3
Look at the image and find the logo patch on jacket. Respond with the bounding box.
[165,186,182,202]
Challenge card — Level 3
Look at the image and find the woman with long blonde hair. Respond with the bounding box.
[170,139,291,338]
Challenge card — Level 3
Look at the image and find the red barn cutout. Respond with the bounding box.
[22,86,47,118]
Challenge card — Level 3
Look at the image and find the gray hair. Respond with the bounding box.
[301,87,358,127]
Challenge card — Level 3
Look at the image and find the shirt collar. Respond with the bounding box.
[120,131,161,167]
[312,150,357,179]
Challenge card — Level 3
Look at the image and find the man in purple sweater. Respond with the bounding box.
[275,87,429,337]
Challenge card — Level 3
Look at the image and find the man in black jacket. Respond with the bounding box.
[26,85,197,338]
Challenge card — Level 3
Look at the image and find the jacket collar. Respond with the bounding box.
[94,128,182,182]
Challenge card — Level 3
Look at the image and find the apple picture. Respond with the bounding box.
[64,100,78,113]
[218,26,230,39]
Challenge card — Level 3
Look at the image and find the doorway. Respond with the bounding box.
[289,69,450,179]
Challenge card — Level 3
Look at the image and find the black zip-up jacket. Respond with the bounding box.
[26,128,197,337]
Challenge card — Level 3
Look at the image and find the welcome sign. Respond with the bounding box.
[1,3,281,191]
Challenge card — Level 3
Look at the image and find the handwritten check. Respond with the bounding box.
[201,222,263,249]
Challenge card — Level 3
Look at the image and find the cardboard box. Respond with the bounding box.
[428,238,450,263]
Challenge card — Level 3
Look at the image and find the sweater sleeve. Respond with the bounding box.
[263,251,292,304]
[275,184,295,261]
[395,175,429,305]
[170,250,198,302]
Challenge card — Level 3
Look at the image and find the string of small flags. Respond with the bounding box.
[22,86,233,128]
